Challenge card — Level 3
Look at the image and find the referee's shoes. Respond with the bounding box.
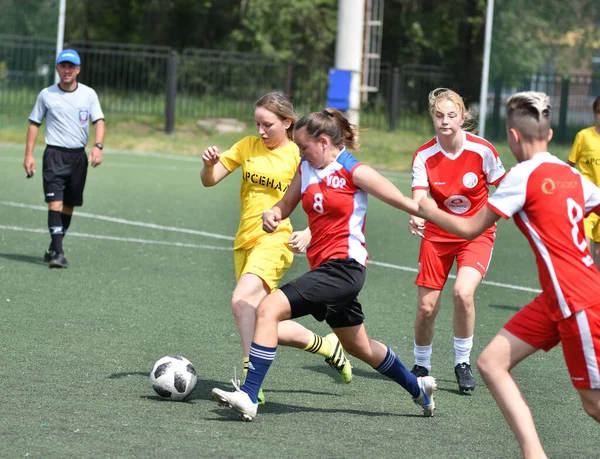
[44,251,69,269]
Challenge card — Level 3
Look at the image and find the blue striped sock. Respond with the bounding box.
[241,342,276,403]
[375,346,420,398]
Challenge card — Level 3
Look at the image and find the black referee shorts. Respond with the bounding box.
[280,258,366,328]
[42,145,88,206]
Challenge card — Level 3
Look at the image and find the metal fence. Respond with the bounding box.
[0,34,57,102]
[486,73,600,142]
[1,34,598,139]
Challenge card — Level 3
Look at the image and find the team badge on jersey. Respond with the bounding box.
[444,195,471,214]
[462,172,478,189]
[79,109,89,123]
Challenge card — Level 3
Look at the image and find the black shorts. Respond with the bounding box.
[42,145,88,206]
[280,258,366,328]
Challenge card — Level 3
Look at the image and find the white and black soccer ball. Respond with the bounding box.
[149,355,197,401]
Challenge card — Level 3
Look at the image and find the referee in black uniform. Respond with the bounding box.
[23,49,105,268]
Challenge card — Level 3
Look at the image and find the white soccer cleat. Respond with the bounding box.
[412,375,437,417]
[212,382,258,422]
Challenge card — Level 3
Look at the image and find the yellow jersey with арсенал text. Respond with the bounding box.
[219,136,300,250]
[569,126,600,186]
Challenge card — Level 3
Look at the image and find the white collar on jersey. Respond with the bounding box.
[436,130,466,159]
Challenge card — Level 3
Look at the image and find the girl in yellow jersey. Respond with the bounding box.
[200,93,352,404]
[568,96,600,269]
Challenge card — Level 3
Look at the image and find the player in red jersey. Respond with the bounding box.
[418,91,600,458]
[211,108,437,421]
[409,88,506,392]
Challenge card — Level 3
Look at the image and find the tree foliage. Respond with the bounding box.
[1,0,598,98]
[380,0,486,101]
[229,0,337,68]
[492,0,600,78]
[0,0,58,38]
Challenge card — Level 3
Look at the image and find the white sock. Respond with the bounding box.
[454,336,474,366]
[414,342,432,370]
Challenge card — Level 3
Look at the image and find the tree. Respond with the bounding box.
[0,0,58,38]
[228,0,337,67]
[65,0,242,49]
[381,0,487,102]
[491,0,600,78]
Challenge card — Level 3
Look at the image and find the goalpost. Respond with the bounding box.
[333,0,384,125]
[54,0,67,84]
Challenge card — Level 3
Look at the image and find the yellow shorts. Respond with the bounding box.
[233,232,293,292]
[584,213,600,242]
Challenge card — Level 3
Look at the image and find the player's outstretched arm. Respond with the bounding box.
[263,172,302,233]
[409,189,428,238]
[200,146,231,186]
[418,196,500,240]
[353,164,418,215]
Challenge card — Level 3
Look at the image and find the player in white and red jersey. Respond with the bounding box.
[418,92,600,459]
[211,108,438,421]
[409,88,506,392]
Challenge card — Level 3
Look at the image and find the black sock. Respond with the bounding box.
[61,213,72,239]
[48,210,64,254]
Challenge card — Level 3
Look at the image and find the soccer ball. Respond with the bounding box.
[149,355,197,401]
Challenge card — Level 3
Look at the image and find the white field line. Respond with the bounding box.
[0,156,195,171]
[369,260,540,293]
[0,201,541,294]
[0,150,413,182]
[0,225,230,252]
[0,144,201,162]
[0,201,234,241]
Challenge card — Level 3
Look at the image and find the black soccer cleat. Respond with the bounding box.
[43,250,56,264]
[411,364,429,378]
[48,252,68,269]
[455,362,476,392]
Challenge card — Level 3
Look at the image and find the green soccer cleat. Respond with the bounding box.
[257,387,265,405]
[323,333,353,384]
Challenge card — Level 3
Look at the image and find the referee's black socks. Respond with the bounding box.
[48,210,64,254]
[61,213,72,237]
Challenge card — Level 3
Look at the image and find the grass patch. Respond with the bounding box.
[0,108,574,171]
[0,143,597,458]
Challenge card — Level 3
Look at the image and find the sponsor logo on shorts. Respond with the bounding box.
[417,262,421,272]
[444,195,471,214]
[46,192,55,196]
[79,109,89,123]
[571,377,585,381]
